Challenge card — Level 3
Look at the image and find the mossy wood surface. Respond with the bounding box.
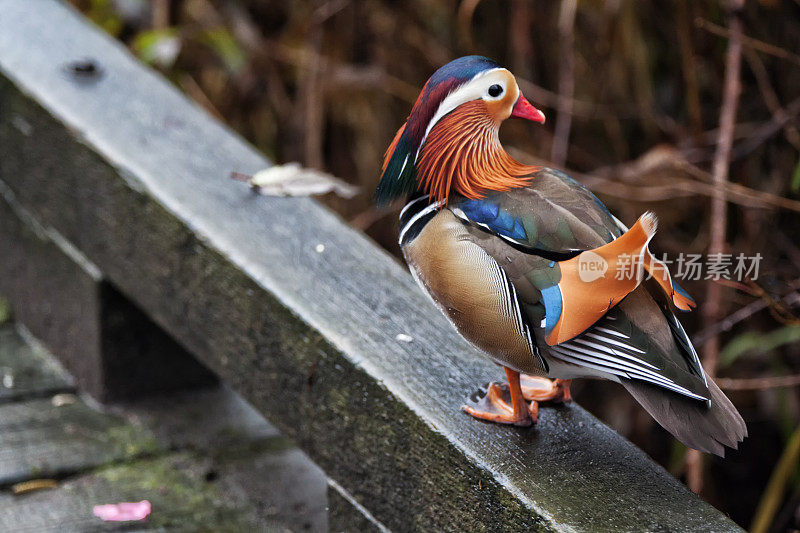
[0,327,327,531]
[0,326,74,402]
[0,181,217,402]
[0,2,742,531]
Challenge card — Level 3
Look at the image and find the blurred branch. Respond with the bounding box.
[681,96,800,166]
[731,96,800,160]
[515,78,639,120]
[508,0,533,79]
[691,0,746,496]
[300,0,351,170]
[510,145,800,212]
[696,17,800,68]
[312,0,350,23]
[717,375,800,391]
[745,48,800,151]
[457,0,482,52]
[268,42,420,103]
[349,206,393,231]
[551,0,577,167]
[702,0,745,380]
[152,0,169,29]
[676,0,702,135]
[750,425,800,533]
[225,2,419,104]
[694,278,800,347]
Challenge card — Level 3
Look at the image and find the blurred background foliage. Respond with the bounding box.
[70,0,800,529]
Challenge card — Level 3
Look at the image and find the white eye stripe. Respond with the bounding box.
[416,68,514,162]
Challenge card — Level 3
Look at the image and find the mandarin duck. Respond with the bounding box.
[375,56,746,456]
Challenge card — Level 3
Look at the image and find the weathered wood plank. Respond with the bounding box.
[0,179,217,401]
[0,328,332,531]
[0,397,159,486]
[0,453,275,532]
[0,2,742,530]
[0,326,74,402]
[112,385,281,450]
[327,482,386,533]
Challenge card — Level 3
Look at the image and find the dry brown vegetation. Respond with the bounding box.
[71,0,800,529]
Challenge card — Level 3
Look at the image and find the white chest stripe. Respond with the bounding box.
[398,200,444,245]
[399,195,427,220]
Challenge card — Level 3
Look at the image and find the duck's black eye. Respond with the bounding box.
[488,84,503,97]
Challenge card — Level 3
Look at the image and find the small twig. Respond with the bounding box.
[230,172,251,182]
[178,74,224,120]
[717,375,800,391]
[696,17,800,68]
[551,0,577,167]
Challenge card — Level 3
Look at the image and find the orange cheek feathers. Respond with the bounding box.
[416,101,538,204]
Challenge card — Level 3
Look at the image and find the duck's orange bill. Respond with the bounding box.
[542,213,695,346]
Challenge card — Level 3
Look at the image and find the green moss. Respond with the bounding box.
[0,298,10,325]
[210,435,295,465]
[96,454,260,531]
[104,425,161,459]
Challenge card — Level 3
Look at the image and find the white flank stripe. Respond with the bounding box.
[582,333,648,356]
[552,345,664,382]
[557,344,671,385]
[570,336,646,357]
[594,326,629,339]
[550,345,708,401]
[551,348,673,390]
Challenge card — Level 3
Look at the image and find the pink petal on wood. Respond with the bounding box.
[93,500,151,521]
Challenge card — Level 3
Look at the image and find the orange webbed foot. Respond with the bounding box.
[462,368,537,427]
[520,375,572,403]
[462,382,533,426]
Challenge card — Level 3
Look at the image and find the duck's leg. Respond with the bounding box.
[462,368,533,426]
[520,375,572,403]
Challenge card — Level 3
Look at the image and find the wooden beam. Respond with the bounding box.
[0,1,743,530]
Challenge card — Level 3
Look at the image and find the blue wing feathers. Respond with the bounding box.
[459,199,529,241]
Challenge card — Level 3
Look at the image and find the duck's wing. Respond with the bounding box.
[467,217,710,402]
[448,167,623,255]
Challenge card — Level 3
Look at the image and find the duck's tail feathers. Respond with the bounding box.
[621,377,747,457]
